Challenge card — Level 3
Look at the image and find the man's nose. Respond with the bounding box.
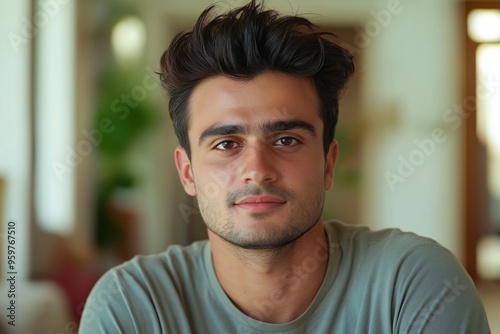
[239,143,278,185]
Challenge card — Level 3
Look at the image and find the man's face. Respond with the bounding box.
[175,72,338,249]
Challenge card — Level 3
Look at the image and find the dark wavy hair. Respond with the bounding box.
[159,0,355,158]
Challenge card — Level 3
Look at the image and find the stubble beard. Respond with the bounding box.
[198,183,326,253]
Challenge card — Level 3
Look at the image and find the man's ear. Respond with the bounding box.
[324,140,339,191]
[174,146,196,196]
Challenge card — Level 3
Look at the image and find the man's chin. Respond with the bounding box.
[224,236,299,250]
[209,224,313,250]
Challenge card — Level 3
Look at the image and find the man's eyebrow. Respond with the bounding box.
[198,119,317,146]
[198,124,248,146]
[260,120,317,137]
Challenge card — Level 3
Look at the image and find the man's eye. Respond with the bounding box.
[274,137,299,147]
[214,140,238,151]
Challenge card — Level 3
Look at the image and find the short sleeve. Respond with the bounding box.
[78,267,161,334]
[391,242,490,334]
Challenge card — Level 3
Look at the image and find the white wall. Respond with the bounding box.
[0,0,31,278]
[360,0,463,259]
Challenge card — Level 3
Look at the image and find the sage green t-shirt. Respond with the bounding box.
[79,221,490,333]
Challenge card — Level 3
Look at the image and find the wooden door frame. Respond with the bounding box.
[463,1,500,281]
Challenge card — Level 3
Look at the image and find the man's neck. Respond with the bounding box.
[208,222,330,324]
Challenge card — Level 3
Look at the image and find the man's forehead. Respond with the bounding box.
[186,73,322,137]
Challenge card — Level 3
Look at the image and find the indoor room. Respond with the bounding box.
[1,0,499,332]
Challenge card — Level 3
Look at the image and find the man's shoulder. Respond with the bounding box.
[111,239,210,278]
[80,240,211,332]
[137,239,209,264]
[324,220,455,267]
[326,220,437,248]
[87,239,210,296]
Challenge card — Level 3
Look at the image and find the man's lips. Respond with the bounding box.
[235,195,286,205]
[233,195,286,212]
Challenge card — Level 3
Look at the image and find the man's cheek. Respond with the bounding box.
[208,169,233,189]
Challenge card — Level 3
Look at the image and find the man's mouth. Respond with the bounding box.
[233,195,286,212]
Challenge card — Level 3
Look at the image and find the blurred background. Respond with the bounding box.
[1,0,499,332]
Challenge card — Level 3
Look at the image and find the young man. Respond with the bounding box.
[80,1,490,333]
